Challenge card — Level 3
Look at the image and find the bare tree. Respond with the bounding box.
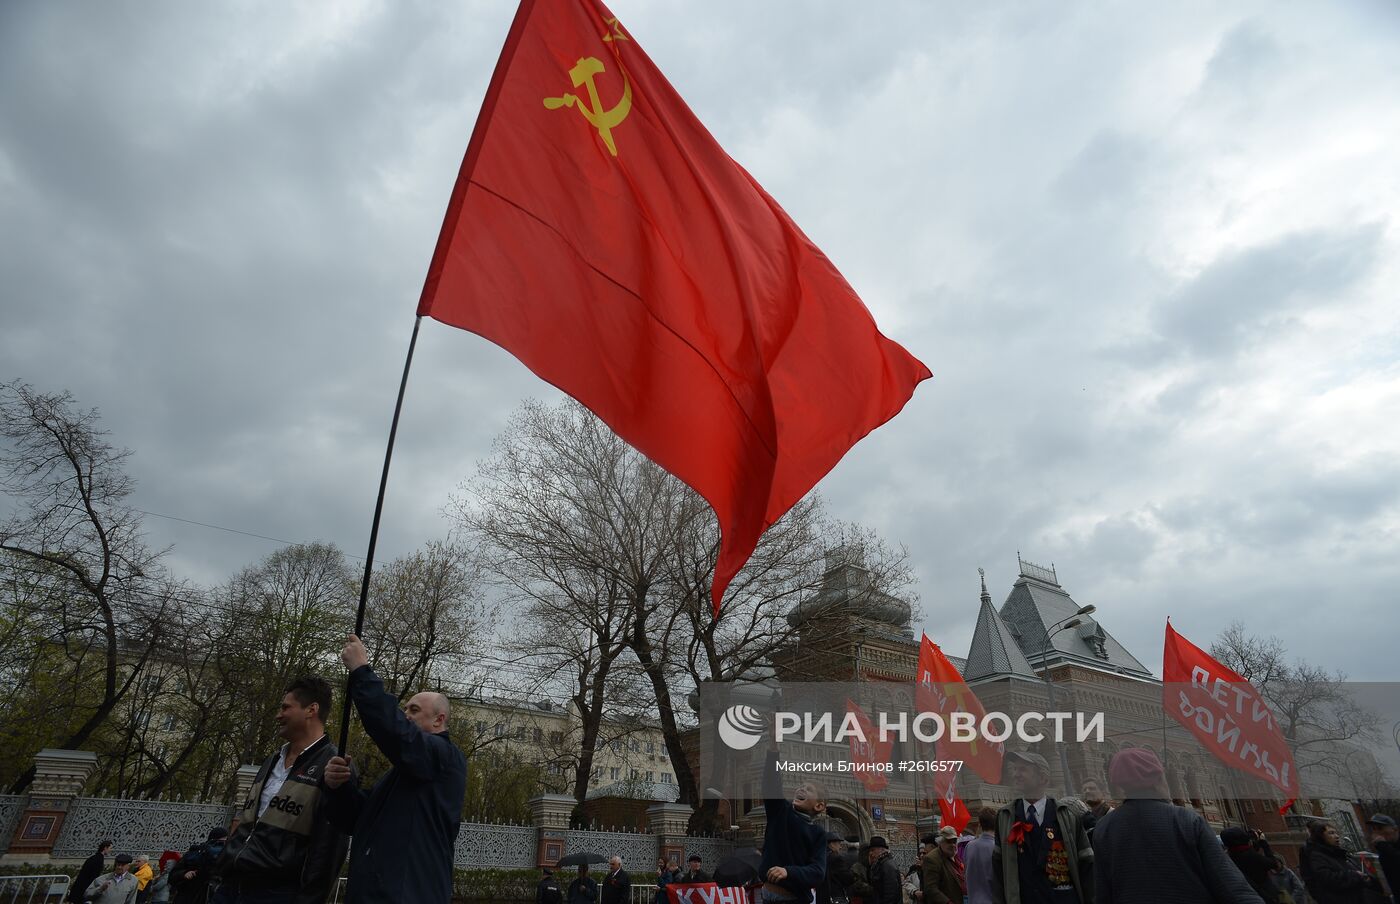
[453,401,650,805]
[218,542,355,764]
[1211,621,1381,780]
[0,381,177,792]
[452,399,917,815]
[363,540,488,701]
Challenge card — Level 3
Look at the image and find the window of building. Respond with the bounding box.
[646,771,654,782]
[160,714,178,732]
[661,773,673,784]
[550,731,563,744]
[646,742,654,753]
[475,721,487,735]
[515,726,526,740]
[630,768,640,779]
[534,728,544,743]
[495,723,505,737]
[610,740,621,753]
[136,711,151,731]
[630,739,640,752]
[610,767,621,780]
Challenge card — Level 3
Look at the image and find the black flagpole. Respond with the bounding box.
[337,315,423,752]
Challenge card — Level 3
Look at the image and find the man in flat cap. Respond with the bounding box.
[1366,813,1400,895]
[991,749,1093,904]
[1090,747,1262,904]
[85,852,140,904]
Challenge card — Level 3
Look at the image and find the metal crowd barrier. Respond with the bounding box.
[0,875,70,904]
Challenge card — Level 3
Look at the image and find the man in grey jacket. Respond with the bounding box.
[1091,748,1262,904]
[86,853,140,904]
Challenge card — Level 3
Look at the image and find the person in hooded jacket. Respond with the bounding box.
[1299,821,1384,904]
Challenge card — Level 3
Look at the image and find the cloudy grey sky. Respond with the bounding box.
[3,1,1398,681]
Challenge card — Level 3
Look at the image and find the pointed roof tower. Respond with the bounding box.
[964,567,1040,682]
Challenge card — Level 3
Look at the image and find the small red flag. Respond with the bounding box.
[934,769,971,834]
[417,0,930,616]
[1162,620,1298,813]
[916,634,1003,783]
[845,698,893,792]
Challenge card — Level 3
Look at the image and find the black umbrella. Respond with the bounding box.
[712,849,763,888]
[557,852,608,867]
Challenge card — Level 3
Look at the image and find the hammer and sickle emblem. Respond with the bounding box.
[543,56,633,157]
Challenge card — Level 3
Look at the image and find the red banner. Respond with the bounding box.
[933,769,971,834]
[915,634,1003,783]
[1162,621,1298,811]
[666,884,752,904]
[845,699,893,791]
[417,0,930,617]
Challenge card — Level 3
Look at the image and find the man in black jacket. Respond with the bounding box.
[537,868,564,904]
[865,838,901,904]
[214,675,349,904]
[171,829,227,904]
[678,856,709,885]
[600,856,630,904]
[323,635,468,904]
[71,840,113,904]
[818,834,852,904]
[1367,814,1400,897]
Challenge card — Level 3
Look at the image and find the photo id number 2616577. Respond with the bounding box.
[896,760,963,772]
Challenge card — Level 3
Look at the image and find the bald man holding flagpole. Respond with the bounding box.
[320,635,467,904]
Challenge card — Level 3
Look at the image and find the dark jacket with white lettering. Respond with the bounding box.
[215,735,350,904]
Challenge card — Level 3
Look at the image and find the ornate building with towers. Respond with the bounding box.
[766,550,1356,861]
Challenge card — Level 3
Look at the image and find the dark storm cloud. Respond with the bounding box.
[2,1,1398,682]
[1152,225,1383,359]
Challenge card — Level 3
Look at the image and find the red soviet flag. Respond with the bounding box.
[418,0,930,616]
[916,634,1003,783]
[1163,620,1298,812]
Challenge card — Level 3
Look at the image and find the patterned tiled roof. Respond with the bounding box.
[996,568,1152,679]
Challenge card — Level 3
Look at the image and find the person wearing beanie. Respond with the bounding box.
[992,749,1094,904]
[1091,747,1264,904]
[1221,827,1281,903]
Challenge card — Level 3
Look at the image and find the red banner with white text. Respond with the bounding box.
[1162,621,1298,811]
[666,884,752,904]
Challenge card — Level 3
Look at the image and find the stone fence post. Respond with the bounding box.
[530,794,576,867]
[646,803,694,866]
[6,749,97,860]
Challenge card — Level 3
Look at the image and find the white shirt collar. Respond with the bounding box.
[1022,797,1048,821]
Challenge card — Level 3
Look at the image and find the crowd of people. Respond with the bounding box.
[780,748,1399,904]
[56,655,1399,904]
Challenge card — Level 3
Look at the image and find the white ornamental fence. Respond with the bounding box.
[0,795,27,856]
[50,797,234,860]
